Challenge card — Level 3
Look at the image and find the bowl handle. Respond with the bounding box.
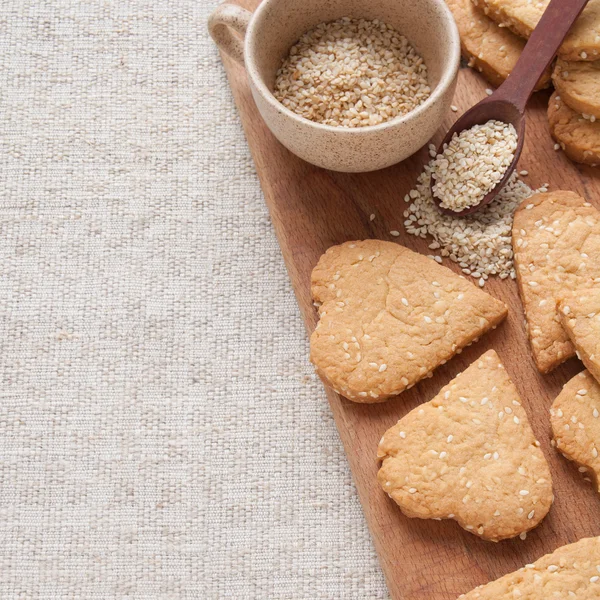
[208,4,252,65]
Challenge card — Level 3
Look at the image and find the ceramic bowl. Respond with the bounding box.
[209,0,460,172]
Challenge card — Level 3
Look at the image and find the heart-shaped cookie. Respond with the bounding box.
[513,191,600,373]
[459,537,600,599]
[377,350,553,541]
[310,240,507,402]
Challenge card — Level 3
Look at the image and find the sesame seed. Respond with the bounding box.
[451,105,458,112]
[379,364,387,372]
[447,435,453,442]
[547,565,559,572]
[273,18,431,128]
[390,230,400,237]
[403,165,540,280]
[431,120,517,212]
[399,431,406,438]
[409,487,417,493]
[519,490,529,496]
[370,213,376,221]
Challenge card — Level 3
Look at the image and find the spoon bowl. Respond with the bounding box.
[430,0,589,216]
[431,99,525,217]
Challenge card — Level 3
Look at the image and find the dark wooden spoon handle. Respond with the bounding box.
[492,0,589,111]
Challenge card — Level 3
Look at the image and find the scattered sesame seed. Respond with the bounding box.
[404,166,540,280]
[451,105,458,112]
[409,487,417,493]
[390,230,400,237]
[370,213,376,221]
[399,431,406,438]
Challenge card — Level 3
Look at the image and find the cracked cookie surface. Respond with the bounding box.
[377,350,553,542]
[310,240,507,402]
[551,370,600,493]
[513,191,600,373]
[458,536,600,598]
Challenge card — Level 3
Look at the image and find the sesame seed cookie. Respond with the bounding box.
[558,289,600,384]
[551,370,600,493]
[377,350,553,542]
[512,190,600,373]
[548,92,600,166]
[471,0,600,62]
[310,240,508,402]
[446,0,550,89]
[458,536,600,598]
[553,59,600,120]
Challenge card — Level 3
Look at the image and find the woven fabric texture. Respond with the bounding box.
[0,1,388,597]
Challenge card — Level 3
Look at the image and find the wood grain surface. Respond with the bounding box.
[218,3,600,596]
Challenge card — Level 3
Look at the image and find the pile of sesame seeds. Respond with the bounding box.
[402,156,548,286]
[273,17,430,128]
[431,120,518,212]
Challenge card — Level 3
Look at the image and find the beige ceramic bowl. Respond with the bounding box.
[209,0,460,172]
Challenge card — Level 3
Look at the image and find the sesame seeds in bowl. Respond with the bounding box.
[272,17,431,128]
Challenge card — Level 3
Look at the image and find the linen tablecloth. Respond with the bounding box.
[0,0,388,597]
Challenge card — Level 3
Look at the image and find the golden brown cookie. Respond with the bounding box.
[512,190,600,373]
[377,350,553,542]
[472,0,600,61]
[548,92,600,166]
[458,536,600,598]
[551,370,600,493]
[310,240,508,402]
[559,289,600,383]
[553,58,600,119]
[446,0,550,89]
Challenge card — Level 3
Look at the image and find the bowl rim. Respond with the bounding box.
[244,0,461,134]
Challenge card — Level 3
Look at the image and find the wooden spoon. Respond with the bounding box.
[431,0,589,216]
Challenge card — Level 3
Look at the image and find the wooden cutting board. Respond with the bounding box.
[218,4,600,597]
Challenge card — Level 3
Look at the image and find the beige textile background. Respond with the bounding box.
[0,0,388,597]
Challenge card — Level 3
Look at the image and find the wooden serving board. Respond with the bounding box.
[218,4,600,597]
